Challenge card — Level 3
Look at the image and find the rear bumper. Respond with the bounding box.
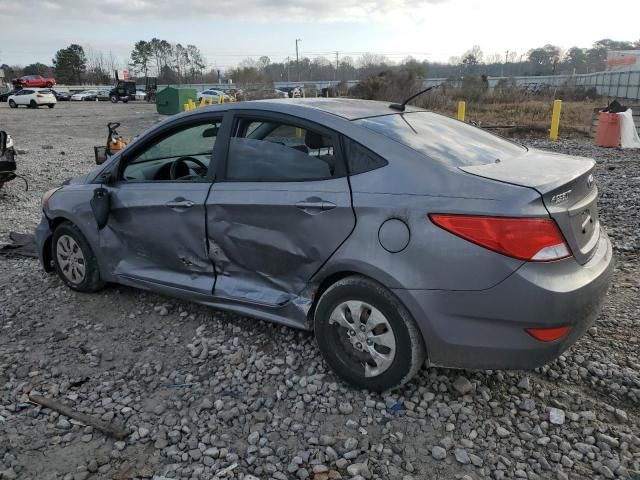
[395,228,614,370]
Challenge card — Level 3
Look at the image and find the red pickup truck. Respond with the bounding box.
[12,75,57,88]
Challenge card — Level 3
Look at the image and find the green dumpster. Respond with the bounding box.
[156,86,197,115]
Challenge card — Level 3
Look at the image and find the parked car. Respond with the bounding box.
[70,90,98,101]
[35,99,613,391]
[96,89,112,101]
[12,75,56,88]
[274,89,289,99]
[0,89,19,102]
[135,89,146,101]
[52,90,71,101]
[8,88,56,108]
[198,89,231,103]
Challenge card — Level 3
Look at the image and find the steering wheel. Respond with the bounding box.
[169,156,207,180]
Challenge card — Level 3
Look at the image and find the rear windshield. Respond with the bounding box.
[356,112,526,167]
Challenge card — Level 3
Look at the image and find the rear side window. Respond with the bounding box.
[356,112,526,167]
[226,118,342,182]
[342,137,387,175]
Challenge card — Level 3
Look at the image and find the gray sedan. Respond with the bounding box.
[35,99,613,391]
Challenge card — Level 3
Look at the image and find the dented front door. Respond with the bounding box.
[102,182,214,294]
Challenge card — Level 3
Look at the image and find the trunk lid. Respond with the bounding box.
[461,149,599,265]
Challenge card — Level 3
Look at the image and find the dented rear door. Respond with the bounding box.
[206,112,355,306]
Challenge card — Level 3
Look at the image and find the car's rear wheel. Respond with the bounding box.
[314,275,426,391]
[8,100,17,108]
[52,222,104,292]
[29,100,38,108]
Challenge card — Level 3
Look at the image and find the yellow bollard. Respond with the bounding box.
[295,127,303,138]
[217,95,222,104]
[184,103,189,112]
[200,97,206,107]
[221,95,225,104]
[302,89,306,98]
[550,99,562,140]
[208,96,213,105]
[457,101,466,122]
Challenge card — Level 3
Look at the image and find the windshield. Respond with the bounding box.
[356,112,526,167]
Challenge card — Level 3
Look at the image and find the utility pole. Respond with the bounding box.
[295,38,301,82]
[335,51,339,81]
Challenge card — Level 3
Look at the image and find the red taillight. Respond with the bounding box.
[525,325,571,342]
[429,214,571,261]
[37,94,44,98]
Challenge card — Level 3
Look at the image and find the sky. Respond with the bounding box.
[1,0,639,71]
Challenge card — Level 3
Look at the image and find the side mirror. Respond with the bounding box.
[90,187,111,230]
[202,126,218,138]
[0,131,7,157]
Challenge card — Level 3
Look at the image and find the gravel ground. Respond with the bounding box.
[0,102,639,480]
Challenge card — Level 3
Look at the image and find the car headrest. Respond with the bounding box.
[305,130,331,149]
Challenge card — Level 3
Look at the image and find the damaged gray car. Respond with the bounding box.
[36,99,613,391]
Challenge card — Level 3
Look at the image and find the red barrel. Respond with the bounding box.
[595,112,621,148]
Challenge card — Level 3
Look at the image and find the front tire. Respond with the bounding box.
[110,95,118,103]
[30,100,38,108]
[314,276,426,392]
[52,222,105,292]
[9,100,17,108]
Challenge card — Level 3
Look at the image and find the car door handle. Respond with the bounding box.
[165,199,195,209]
[295,200,336,211]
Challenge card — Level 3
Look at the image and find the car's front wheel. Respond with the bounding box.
[8,100,17,108]
[52,222,104,292]
[29,100,38,108]
[314,275,426,391]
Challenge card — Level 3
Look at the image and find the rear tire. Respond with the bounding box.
[9,100,17,108]
[30,100,38,109]
[314,275,426,392]
[110,95,118,103]
[52,222,105,292]
[122,98,128,103]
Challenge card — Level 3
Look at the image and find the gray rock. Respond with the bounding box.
[453,376,473,395]
[431,446,446,460]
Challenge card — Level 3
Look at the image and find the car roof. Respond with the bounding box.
[241,98,425,120]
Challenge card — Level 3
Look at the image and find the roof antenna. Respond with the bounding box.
[389,84,440,111]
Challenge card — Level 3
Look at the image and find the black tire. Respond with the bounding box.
[48,104,55,109]
[122,98,128,103]
[30,100,38,108]
[8,100,17,108]
[314,275,426,392]
[110,95,118,103]
[52,222,105,292]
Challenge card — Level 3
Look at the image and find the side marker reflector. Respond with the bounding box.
[525,325,571,342]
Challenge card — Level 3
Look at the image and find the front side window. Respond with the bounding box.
[226,118,340,181]
[122,120,221,182]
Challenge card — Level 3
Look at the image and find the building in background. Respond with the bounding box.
[607,50,640,72]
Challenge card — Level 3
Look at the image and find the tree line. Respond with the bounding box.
[1,38,639,87]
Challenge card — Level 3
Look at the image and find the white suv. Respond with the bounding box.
[8,88,57,109]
